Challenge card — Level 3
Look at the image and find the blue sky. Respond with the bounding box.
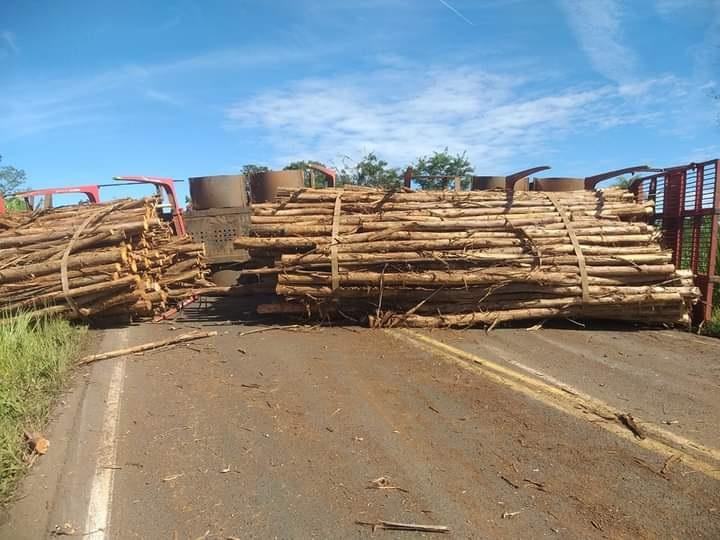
[1,0,719,201]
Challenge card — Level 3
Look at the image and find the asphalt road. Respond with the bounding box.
[2,308,719,539]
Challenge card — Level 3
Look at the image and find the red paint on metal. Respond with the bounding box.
[631,159,719,323]
[403,167,413,188]
[506,166,550,189]
[583,165,657,190]
[14,185,101,208]
[114,176,186,236]
[306,164,337,187]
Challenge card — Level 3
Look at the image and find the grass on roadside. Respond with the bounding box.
[0,314,85,504]
[701,307,720,337]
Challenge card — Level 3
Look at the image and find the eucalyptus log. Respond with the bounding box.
[238,185,697,328]
[0,198,207,320]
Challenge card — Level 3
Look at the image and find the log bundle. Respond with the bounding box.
[234,186,699,328]
[0,199,207,321]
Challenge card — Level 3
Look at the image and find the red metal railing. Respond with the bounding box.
[631,159,720,323]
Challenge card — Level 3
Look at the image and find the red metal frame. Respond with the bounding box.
[306,164,336,187]
[630,159,720,323]
[113,176,186,236]
[507,166,550,189]
[584,165,656,190]
[403,167,413,188]
[13,185,101,210]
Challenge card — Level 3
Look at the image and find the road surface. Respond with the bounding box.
[1,304,719,538]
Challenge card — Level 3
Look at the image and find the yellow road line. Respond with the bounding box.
[386,328,720,481]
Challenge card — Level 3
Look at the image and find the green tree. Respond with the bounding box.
[0,156,28,211]
[0,155,27,195]
[351,152,401,189]
[411,148,473,190]
[613,176,631,190]
[241,164,269,176]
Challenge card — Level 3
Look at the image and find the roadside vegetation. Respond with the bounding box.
[0,314,85,503]
[701,307,720,337]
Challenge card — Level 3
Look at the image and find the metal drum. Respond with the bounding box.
[532,177,585,192]
[189,175,249,210]
[471,176,529,191]
[250,170,304,203]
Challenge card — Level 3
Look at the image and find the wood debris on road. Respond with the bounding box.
[356,520,449,533]
[79,331,218,365]
[367,476,409,493]
[238,324,303,336]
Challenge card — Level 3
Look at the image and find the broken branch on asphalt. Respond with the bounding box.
[367,476,409,493]
[78,331,217,365]
[237,324,303,336]
[356,520,449,533]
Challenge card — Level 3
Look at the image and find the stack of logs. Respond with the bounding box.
[234,186,698,328]
[0,198,207,321]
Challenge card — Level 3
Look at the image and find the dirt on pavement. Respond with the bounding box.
[1,306,719,539]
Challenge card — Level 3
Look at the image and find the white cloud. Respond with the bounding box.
[557,0,636,83]
[144,89,183,106]
[226,66,688,171]
[692,3,720,76]
[0,45,324,141]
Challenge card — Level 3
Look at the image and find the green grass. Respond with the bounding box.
[702,307,720,338]
[0,314,85,504]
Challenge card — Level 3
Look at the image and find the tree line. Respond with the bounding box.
[0,149,472,205]
[241,148,474,190]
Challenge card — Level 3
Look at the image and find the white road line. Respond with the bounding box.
[85,330,128,540]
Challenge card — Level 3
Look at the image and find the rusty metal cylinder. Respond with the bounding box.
[471,176,529,191]
[250,170,305,203]
[189,175,249,210]
[532,177,585,192]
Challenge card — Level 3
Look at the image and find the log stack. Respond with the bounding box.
[234,186,698,328]
[0,198,207,321]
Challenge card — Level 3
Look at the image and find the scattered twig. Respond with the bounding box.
[523,478,546,491]
[501,511,522,519]
[367,476,409,493]
[79,331,217,365]
[50,524,103,537]
[500,475,519,489]
[660,454,681,477]
[356,520,449,533]
[238,324,302,336]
